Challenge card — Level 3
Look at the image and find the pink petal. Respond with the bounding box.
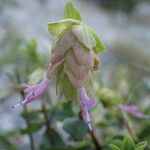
[84,99,95,108]
[119,105,150,119]
[13,78,50,108]
[78,87,94,130]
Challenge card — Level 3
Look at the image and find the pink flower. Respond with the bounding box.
[13,78,50,108]
[78,87,95,130]
[119,105,150,119]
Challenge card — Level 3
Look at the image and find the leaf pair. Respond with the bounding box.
[110,135,147,150]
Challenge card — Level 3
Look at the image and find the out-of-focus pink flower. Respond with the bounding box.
[119,105,150,119]
[78,87,95,130]
[13,78,50,108]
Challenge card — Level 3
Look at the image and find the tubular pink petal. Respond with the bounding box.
[119,105,150,119]
[78,87,95,130]
[13,78,51,108]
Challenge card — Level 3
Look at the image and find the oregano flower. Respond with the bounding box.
[13,2,106,129]
[119,105,150,119]
[78,87,95,130]
[13,79,50,108]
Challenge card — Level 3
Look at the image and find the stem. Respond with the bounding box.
[15,68,35,150]
[88,130,102,150]
[42,102,52,143]
[79,110,102,150]
[122,111,138,140]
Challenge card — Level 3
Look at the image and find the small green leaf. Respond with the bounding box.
[136,141,147,150]
[49,101,75,121]
[97,121,109,128]
[87,26,106,53]
[40,146,70,150]
[72,25,96,50]
[64,2,82,21]
[40,128,65,149]
[121,135,135,150]
[63,118,88,141]
[73,141,92,150]
[46,128,65,146]
[20,122,43,135]
[0,135,17,150]
[110,144,120,150]
[22,110,41,123]
[48,19,80,36]
[139,125,150,139]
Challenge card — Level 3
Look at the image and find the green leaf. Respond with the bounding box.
[136,141,147,150]
[72,25,96,50]
[20,122,43,135]
[40,128,65,148]
[47,128,65,146]
[43,141,91,150]
[87,26,106,53]
[110,144,120,150]
[48,19,80,36]
[63,118,88,141]
[40,146,70,150]
[64,2,82,21]
[97,120,109,128]
[121,135,135,150]
[22,110,41,123]
[49,101,75,121]
[0,135,17,150]
[73,141,92,150]
[59,74,77,100]
[139,125,150,139]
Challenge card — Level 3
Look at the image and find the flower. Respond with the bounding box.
[13,78,50,108]
[119,105,150,119]
[78,87,95,130]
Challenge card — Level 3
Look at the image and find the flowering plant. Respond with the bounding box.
[0,2,148,150]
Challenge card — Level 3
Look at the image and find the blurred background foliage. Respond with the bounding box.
[0,0,150,150]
